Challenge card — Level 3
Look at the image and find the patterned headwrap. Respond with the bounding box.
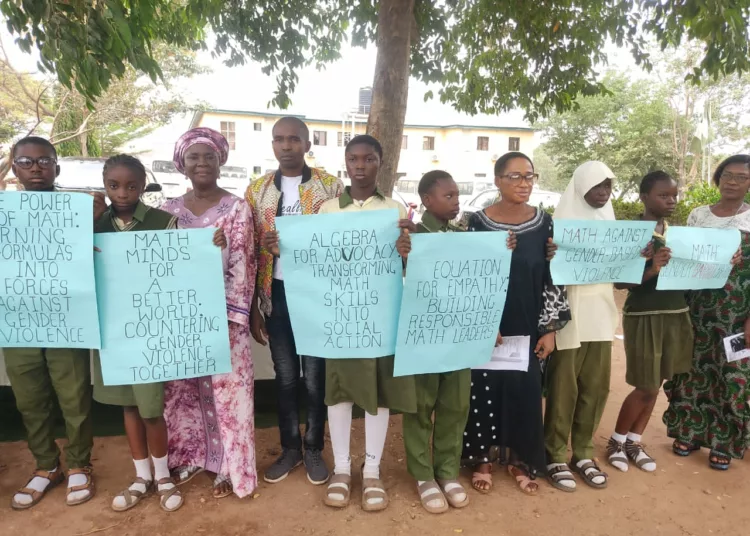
[172,127,229,174]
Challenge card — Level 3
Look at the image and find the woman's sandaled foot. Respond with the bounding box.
[471,463,493,494]
[157,477,184,512]
[672,440,699,457]
[546,463,576,492]
[324,473,351,508]
[607,438,629,472]
[709,450,731,471]
[437,479,469,508]
[66,467,95,506]
[508,464,538,495]
[172,465,205,486]
[572,459,607,490]
[417,481,448,514]
[212,476,233,499]
[11,468,65,510]
[112,477,152,512]
[625,440,656,472]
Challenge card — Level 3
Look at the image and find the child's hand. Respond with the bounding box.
[251,306,268,346]
[535,332,556,359]
[546,237,557,260]
[92,192,107,221]
[495,332,503,346]
[506,231,517,251]
[396,228,412,258]
[262,230,280,257]
[652,247,671,270]
[93,246,101,253]
[641,242,654,260]
[731,247,742,266]
[398,218,417,233]
[213,228,227,249]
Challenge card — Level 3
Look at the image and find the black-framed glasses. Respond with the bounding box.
[720,171,750,184]
[499,172,539,184]
[13,156,57,169]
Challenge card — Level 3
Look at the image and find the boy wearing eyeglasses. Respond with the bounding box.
[4,137,103,509]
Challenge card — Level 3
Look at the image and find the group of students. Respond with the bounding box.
[3,116,750,517]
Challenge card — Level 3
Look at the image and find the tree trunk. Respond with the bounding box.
[366,0,415,196]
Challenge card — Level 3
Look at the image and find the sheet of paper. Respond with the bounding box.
[723,333,750,363]
[472,335,530,372]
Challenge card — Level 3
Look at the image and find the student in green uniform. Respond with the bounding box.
[608,171,694,473]
[92,154,225,513]
[6,137,104,510]
[397,170,515,514]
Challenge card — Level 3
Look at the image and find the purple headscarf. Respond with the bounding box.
[172,127,229,174]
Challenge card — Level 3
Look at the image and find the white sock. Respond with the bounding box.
[67,472,91,503]
[152,454,181,510]
[576,459,605,485]
[112,459,151,509]
[626,432,642,443]
[418,480,445,509]
[608,435,629,472]
[13,467,58,506]
[611,432,627,443]
[441,481,466,504]
[327,402,353,503]
[547,463,576,490]
[626,435,657,472]
[363,408,389,507]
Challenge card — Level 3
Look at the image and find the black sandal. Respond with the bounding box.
[547,464,576,493]
[709,450,731,471]
[672,440,699,457]
[572,460,608,490]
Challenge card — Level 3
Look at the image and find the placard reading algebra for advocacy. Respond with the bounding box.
[0,191,100,348]
[394,231,512,376]
[275,210,403,358]
[550,219,656,285]
[94,228,230,385]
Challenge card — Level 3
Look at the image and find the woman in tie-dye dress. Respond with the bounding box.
[161,127,257,498]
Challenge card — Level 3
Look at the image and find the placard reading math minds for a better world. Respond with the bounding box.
[656,226,741,290]
[94,228,230,385]
[394,232,512,377]
[275,210,403,358]
[0,191,100,348]
[551,219,656,285]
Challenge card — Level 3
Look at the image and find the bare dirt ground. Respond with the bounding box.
[2,292,749,536]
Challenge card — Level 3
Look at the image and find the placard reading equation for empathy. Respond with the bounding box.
[656,226,740,290]
[94,228,230,385]
[550,219,656,285]
[275,210,403,358]
[0,191,100,348]
[394,232,511,376]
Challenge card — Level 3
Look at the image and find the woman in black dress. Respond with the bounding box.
[464,152,569,495]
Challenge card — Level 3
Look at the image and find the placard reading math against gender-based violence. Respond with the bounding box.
[275,210,402,358]
[0,191,100,348]
[551,219,656,285]
[394,232,512,376]
[94,228,230,385]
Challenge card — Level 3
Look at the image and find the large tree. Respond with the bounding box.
[2,0,749,193]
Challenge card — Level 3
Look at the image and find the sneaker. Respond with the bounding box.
[263,448,303,483]
[304,449,330,485]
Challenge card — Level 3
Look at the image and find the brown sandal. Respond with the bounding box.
[66,467,95,506]
[11,469,65,510]
[324,473,351,508]
[156,477,184,512]
[417,481,448,514]
[361,463,388,512]
[212,478,233,499]
[112,477,153,512]
[508,465,538,495]
[471,471,493,494]
[437,479,470,508]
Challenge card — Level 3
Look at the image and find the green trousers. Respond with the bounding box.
[402,369,470,481]
[544,342,611,464]
[4,347,93,470]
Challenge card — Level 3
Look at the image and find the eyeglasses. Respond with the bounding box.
[720,171,750,184]
[499,172,539,184]
[13,156,57,169]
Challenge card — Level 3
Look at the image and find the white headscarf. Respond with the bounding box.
[554,161,616,221]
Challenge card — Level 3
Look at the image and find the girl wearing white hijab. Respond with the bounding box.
[544,161,618,492]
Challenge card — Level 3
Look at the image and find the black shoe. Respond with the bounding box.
[263,448,303,483]
[304,449,330,485]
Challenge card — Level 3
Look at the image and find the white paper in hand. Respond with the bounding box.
[723,333,750,363]
[473,336,531,372]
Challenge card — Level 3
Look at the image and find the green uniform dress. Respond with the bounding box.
[623,226,694,390]
[92,202,177,419]
[401,212,472,481]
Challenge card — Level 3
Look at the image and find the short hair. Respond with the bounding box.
[494,151,533,176]
[103,154,147,182]
[418,170,453,196]
[713,154,750,186]
[345,134,383,159]
[640,170,675,194]
[13,136,57,158]
[273,116,309,142]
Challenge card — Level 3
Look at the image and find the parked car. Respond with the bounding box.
[454,188,562,226]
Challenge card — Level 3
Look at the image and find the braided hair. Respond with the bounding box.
[103,154,147,182]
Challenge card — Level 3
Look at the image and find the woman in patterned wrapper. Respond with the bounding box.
[161,127,258,498]
[463,152,570,495]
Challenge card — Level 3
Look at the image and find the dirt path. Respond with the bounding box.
[2,293,748,535]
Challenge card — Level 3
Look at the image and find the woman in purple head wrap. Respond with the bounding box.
[161,127,258,499]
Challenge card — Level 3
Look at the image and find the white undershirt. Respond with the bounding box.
[274,175,303,280]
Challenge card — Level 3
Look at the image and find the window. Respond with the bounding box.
[422,136,435,150]
[253,122,262,131]
[508,137,520,151]
[220,121,236,150]
[313,130,327,146]
[474,173,487,178]
[477,136,489,151]
[456,182,474,196]
[337,171,349,179]
[396,172,407,179]
[253,166,261,175]
[396,179,419,194]
[402,135,408,150]
[337,131,352,147]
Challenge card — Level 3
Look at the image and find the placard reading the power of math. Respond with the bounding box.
[94,228,230,385]
[394,231,511,376]
[275,210,403,358]
[0,191,100,348]
[551,219,655,285]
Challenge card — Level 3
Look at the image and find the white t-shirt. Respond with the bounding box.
[274,175,303,280]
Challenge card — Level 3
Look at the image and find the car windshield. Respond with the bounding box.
[152,160,179,173]
[55,160,107,189]
[471,190,498,209]
[456,182,474,196]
